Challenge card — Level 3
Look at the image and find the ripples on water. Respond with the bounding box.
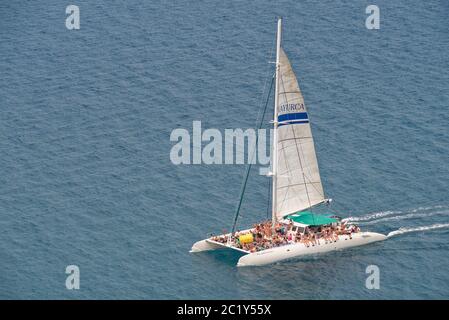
[1,0,449,299]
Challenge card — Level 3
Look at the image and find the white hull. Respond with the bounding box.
[191,231,387,267]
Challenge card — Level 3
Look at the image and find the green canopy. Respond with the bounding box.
[286,211,338,226]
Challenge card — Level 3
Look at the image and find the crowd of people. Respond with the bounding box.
[211,220,361,253]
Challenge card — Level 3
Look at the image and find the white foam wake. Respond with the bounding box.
[343,205,449,224]
[361,209,449,225]
[342,210,401,222]
[387,223,449,238]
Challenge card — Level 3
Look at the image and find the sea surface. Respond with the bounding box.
[1,0,449,299]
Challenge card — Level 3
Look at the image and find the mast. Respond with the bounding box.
[272,18,282,228]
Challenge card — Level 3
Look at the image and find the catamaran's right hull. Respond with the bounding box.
[237,232,387,267]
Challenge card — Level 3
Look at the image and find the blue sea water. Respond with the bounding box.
[1,0,449,299]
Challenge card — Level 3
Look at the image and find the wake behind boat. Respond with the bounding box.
[191,18,387,267]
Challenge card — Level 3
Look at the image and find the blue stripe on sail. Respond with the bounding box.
[278,112,308,122]
[278,119,309,127]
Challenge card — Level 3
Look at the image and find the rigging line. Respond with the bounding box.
[284,138,325,199]
[279,91,301,94]
[275,149,325,200]
[266,177,271,220]
[277,181,321,189]
[288,109,325,198]
[288,130,325,198]
[230,75,275,234]
[278,137,313,144]
[288,103,326,198]
[284,141,325,199]
[301,170,326,198]
[228,37,276,236]
[279,70,316,225]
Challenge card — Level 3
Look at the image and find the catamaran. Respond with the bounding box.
[191,18,387,266]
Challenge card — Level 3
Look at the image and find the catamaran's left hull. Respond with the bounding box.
[237,232,387,267]
[190,239,225,253]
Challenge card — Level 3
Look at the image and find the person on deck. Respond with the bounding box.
[302,234,310,247]
[309,231,317,246]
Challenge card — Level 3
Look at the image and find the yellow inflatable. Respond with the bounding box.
[239,233,254,244]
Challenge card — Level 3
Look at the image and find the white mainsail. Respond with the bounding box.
[274,48,325,220]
